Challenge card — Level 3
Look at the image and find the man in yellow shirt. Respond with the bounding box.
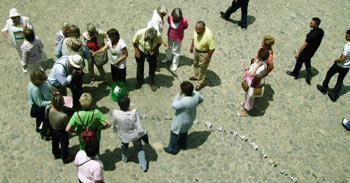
[133,28,162,91]
[189,21,215,91]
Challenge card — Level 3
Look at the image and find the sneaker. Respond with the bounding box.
[151,85,157,92]
[161,58,170,63]
[220,11,229,21]
[316,84,327,95]
[342,118,350,131]
[171,64,178,71]
[328,92,338,102]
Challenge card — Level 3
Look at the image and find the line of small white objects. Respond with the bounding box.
[142,114,298,183]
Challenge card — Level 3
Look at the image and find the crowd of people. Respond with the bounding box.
[2,2,350,182]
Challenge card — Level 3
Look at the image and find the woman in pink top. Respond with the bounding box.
[252,35,275,77]
[161,8,188,71]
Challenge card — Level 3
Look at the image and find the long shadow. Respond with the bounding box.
[69,144,81,158]
[297,66,319,79]
[42,58,55,71]
[100,144,158,171]
[226,15,256,26]
[82,82,110,103]
[186,131,211,149]
[205,70,221,87]
[153,74,174,88]
[332,84,350,98]
[249,84,275,117]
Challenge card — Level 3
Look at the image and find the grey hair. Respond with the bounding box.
[157,5,167,15]
[171,8,183,19]
[87,23,96,32]
[60,21,70,29]
[196,20,206,28]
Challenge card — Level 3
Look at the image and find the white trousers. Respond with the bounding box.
[166,39,182,66]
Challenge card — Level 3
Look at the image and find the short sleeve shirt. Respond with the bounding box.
[249,61,267,78]
[68,109,106,150]
[337,42,350,68]
[193,27,215,52]
[108,39,127,69]
[75,150,104,183]
[132,28,162,52]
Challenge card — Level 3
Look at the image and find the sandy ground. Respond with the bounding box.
[1,0,350,182]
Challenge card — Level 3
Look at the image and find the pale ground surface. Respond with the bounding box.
[1,0,350,182]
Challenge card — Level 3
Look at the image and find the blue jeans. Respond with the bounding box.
[122,139,147,171]
[166,131,188,154]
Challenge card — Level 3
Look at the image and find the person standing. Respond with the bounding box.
[164,81,204,155]
[286,17,324,85]
[161,8,188,71]
[93,28,128,83]
[189,21,215,91]
[56,21,70,46]
[317,29,350,102]
[21,29,46,73]
[111,95,148,171]
[220,0,250,29]
[49,93,73,163]
[47,54,84,107]
[1,8,33,72]
[147,5,168,47]
[132,27,162,91]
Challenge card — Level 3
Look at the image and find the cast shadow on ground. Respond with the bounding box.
[69,144,81,159]
[157,53,193,71]
[226,15,256,26]
[249,84,275,117]
[100,144,158,171]
[205,70,221,87]
[296,66,319,79]
[332,84,350,98]
[42,58,55,71]
[186,131,211,149]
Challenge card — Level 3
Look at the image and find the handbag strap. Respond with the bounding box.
[77,110,95,130]
[79,159,90,167]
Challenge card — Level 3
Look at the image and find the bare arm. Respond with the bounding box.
[113,47,128,65]
[133,43,141,58]
[334,54,346,63]
[190,39,194,53]
[203,49,215,64]
[92,44,109,56]
[102,120,112,129]
[249,62,263,77]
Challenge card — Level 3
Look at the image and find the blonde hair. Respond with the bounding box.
[79,93,93,109]
[157,5,167,15]
[263,35,275,47]
[60,21,70,29]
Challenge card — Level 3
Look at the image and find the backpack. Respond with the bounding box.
[77,110,96,142]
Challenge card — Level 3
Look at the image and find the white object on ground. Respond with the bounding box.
[230,130,238,137]
[194,119,199,125]
[289,176,298,183]
[205,121,212,129]
[250,142,258,150]
[239,135,247,141]
[261,152,267,158]
[280,169,287,176]
[139,114,146,120]
[217,127,224,132]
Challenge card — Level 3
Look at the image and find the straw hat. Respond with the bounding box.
[68,55,83,69]
[9,8,20,18]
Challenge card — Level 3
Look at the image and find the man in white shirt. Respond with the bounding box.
[1,8,33,72]
[317,29,350,102]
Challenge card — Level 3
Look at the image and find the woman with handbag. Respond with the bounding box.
[66,93,111,152]
[252,35,275,77]
[238,48,269,117]
[93,28,128,84]
[82,23,108,83]
[27,70,52,140]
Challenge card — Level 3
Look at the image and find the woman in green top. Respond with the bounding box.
[66,93,111,151]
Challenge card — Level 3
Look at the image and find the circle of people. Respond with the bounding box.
[2,2,350,182]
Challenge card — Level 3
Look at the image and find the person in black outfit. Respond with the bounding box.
[286,17,324,85]
[220,0,250,30]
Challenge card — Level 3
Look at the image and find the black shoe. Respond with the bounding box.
[306,77,311,85]
[317,85,327,95]
[220,11,229,20]
[286,70,297,78]
[328,92,338,102]
[135,82,143,89]
[163,147,178,155]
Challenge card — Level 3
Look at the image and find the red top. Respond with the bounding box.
[87,37,100,52]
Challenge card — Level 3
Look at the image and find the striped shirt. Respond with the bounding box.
[21,37,43,65]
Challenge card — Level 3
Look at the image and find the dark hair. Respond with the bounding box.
[85,138,99,157]
[117,95,130,112]
[181,81,194,96]
[258,48,270,60]
[107,28,120,40]
[23,28,35,42]
[171,8,183,19]
[68,25,80,38]
[312,17,321,26]
[347,29,350,35]
[51,93,64,110]
[196,20,206,28]
[30,70,47,86]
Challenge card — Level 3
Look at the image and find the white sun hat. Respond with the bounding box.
[9,8,20,18]
[68,55,83,69]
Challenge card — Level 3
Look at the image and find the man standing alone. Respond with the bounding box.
[220,0,250,30]
[286,17,324,85]
[189,21,215,91]
[317,29,350,102]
